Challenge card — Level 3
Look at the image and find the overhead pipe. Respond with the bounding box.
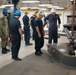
[10,0,19,18]
[12,0,19,11]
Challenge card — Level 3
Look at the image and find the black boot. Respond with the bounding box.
[12,57,22,61]
[5,48,10,52]
[39,50,43,54]
[2,48,7,54]
[35,52,41,56]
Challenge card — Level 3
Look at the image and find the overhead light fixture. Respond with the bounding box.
[1,4,14,7]
[22,0,40,3]
[20,7,39,10]
[48,5,64,9]
[39,8,48,11]
[38,4,52,7]
[71,0,73,1]
[54,6,64,9]
[20,7,30,10]
[48,5,59,8]
[0,6,5,9]
[30,7,39,9]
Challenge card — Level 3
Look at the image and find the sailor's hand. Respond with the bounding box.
[21,35,23,40]
[38,33,41,38]
[58,25,60,28]
[46,24,49,28]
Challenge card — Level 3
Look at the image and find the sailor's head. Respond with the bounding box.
[50,8,56,15]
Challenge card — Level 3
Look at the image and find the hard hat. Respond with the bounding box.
[34,13,38,17]
[14,10,21,16]
[33,11,38,17]
[2,8,8,13]
[36,13,38,17]
[25,10,29,14]
[50,8,56,13]
[38,11,44,16]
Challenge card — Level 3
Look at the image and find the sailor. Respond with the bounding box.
[34,11,44,56]
[22,10,32,46]
[0,8,10,54]
[45,8,61,46]
[9,10,23,61]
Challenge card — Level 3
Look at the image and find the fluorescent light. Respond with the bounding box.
[0,6,5,9]
[39,4,64,9]
[30,7,39,9]
[39,8,48,11]
[54,6,64,9]
[1,4,14,7]
[20,7,39,10]
[71,0,73,1]
[22,0,40,3]
[38,4,52,7]
[20,7,30,10]
[48,5,64,9]
[48,5,58,8]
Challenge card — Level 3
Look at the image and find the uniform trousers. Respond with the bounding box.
[48,27,58,44]
[24,26,30,44]
[11,34,21,58]
[35,33,44,52]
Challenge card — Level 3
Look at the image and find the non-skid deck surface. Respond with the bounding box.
[0,51,76,75]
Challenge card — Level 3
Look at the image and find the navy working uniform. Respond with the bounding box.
[10,10,22,61]
[34,15,44,56]
[30,15,36,40]
[23,15,30,45]
[45,9,61,45]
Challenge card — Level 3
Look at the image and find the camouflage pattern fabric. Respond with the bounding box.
[0,16,9,48]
